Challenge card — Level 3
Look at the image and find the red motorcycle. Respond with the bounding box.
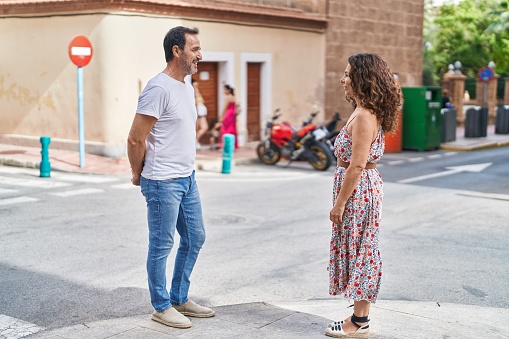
[256,109,334,171]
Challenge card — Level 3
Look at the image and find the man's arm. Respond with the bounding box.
[127,114,158,186]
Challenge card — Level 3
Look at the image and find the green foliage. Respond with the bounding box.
[425,0,509,83]
[423,48,436,86]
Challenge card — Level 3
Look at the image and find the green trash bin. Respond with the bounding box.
[401,86,442,151]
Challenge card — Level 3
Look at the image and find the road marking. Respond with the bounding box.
[0,176,71,188]
[111,182,137,189]
[457,191,509,201]
[408,157,424,162]
[0,314,44,338]
[0,196,39,206]
[381,152,457,167]
[444,152,457,157]
[52,173,118,183]
[197,171,320,182]
[50,188,104,197]
[0,188,18,194]
[398,163,492,184]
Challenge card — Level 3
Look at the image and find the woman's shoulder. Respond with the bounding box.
[350,108,379,134]
[354,107,377,121]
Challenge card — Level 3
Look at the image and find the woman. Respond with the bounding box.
[326,53,401,338]
[219,84,238,149]
[192,79,208,149]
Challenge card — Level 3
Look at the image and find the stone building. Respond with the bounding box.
[0,0,423,156]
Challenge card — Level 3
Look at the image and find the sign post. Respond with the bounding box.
[478,66,494,108]
[68,35,93,168]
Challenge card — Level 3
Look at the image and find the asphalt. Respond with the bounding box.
[1,126,509,338]
[0,125,508,176]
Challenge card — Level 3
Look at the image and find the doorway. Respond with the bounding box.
[247,62,261,142]
[192,62,218,145]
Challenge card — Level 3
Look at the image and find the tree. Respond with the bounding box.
[485,1,509,34]
[423,0,438,85]
[425,0,509,82]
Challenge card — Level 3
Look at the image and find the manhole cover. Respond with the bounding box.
[205,214,246,225]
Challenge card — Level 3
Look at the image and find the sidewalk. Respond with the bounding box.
[0,143,260,176]
[18,299,509,338]
[0,126,508,176]
[2,132,509,338]
[439,124,509,151]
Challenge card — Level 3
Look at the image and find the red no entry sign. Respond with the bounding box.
[68,35,93,67]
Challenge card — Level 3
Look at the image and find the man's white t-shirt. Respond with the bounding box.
[137,73,197,180]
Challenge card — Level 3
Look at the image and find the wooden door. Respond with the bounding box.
[192,62,218,144]
[247,62,261,142]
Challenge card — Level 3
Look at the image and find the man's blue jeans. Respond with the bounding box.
[140,171,206,312]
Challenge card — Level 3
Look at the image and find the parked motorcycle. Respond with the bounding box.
[299,111,342,159]
[320,112,342,157]
[324,112,342,142]
[256,109,334,171]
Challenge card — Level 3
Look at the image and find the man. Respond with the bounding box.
[127,26,214,329]
[442,89,452,108]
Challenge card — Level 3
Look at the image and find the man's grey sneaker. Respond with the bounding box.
[173,300,215,318]
[151,307,192,328]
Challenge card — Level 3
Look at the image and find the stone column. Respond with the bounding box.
[442,72,466,126]
[475,74,499,124]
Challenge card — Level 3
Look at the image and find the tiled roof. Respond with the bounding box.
[0,0,328,32]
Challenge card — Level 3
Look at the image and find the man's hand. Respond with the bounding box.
[127,114,157,186]
[131,173,141,186]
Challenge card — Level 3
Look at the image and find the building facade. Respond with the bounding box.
[0,0,423,156]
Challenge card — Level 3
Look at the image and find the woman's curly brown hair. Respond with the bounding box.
[346,53,401,133]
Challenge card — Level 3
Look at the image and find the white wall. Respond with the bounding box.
[0,13,325,156]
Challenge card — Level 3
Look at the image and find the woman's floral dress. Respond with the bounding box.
[329,123,384,303]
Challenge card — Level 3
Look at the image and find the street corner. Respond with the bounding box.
[27,303,335,339]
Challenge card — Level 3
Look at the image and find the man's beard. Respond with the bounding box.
[181,57,197,75]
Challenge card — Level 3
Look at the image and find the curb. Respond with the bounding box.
[498,140,509,147]
[0,156,260,175]
[439,142,498,151]
[194,157,259,172]
[0,157,124,175]
[0,158,38,169]
[440,140,509,151]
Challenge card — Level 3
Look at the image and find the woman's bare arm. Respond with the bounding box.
[330,108,378,224]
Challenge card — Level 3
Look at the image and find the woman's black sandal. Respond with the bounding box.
[325,313,370,338]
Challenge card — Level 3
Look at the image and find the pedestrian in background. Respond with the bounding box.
[219,84,238,149]
[208,117,221,150]
[192,78,208,149]
[327,53,401,338]
[127,26,214,330]
[463,89,470,103]
[442,89,452,108]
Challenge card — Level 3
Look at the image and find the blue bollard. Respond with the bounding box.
[221,134,235,174]
[40,136,51,178]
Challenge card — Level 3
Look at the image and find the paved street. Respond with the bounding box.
[0,146,508,338]
[379,147,509,195]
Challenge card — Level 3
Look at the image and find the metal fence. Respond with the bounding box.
[465,77,477,100]
[464,76,506,101]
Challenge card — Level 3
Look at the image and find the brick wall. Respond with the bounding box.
[239,0,424,120]
[257,0,327,14]
[325,0,423,120]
